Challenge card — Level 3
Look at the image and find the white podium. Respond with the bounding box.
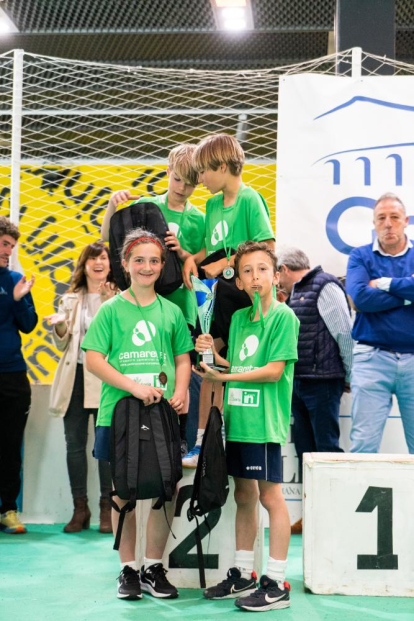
[303,453,414,597]
[136,468,264,588]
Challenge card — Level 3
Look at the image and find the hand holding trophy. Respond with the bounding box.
[191,275,218,368]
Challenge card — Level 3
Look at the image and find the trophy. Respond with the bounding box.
[192,275,218,368]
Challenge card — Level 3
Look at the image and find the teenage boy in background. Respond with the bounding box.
[0,216,37,534]
[194,241,298,612]
[182,133,275,467]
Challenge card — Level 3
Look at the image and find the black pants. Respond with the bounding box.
[0,371,31,514]
[292,377,345,475]
[63,364,112,500]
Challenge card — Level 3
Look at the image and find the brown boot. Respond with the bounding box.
[291,518,302,535]
[99,497,112,534]
[63,497,91,533]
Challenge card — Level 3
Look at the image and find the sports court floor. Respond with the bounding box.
[1,526,411,620]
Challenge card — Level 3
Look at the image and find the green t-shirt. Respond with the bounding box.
[224,302,299,445]
[81,294,193,426]
[134,193,205,326]
[205,185,274,256]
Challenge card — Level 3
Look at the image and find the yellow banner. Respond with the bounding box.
[0,163,275,383]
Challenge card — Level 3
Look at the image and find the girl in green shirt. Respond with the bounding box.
[82,229,193,602]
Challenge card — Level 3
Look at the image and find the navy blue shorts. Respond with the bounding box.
[226,441,283,483]
[93,426,111,462]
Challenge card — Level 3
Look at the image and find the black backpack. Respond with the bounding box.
[187,405,230,587]
[108,201,183,294]
[110,396,183,550]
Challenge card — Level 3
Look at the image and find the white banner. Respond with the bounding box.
[274,73,414,524]
[277,73,414,275]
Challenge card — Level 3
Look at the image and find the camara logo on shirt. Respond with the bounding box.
[239,335,259,361]
[211,221,228,247]
[132,320,156,347]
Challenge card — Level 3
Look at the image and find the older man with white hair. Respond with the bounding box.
[346,192,414,454]
[278,247,353,532]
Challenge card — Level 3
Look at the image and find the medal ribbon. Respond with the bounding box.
[164,193,189,242]
[128,288,166,380]
[221,183,245,265]
[250,290,265,329]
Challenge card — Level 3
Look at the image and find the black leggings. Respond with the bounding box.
[0,371,31,513]
[63,364,112,500]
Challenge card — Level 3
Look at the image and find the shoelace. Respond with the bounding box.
[250,583,282,599]
[149,564,170,585]
[120,567,139,584]
[217,570,242,588]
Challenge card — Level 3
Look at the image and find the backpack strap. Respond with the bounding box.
[151,401,175,503]
[194,516,206,589]
[111,399,140,551]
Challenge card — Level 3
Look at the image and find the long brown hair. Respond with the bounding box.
[68,241,114,293]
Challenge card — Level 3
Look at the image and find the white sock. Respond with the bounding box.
[234,549,254,580]
[121,560,137,571]
[196,429,204,447]
[144,556,162,570]
[266,557,287,583]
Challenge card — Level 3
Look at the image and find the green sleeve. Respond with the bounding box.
[171,308,194,356]
[246,193,274,242]
[268,308,299,364]
[81,302,112,355]
[193,211,206,254]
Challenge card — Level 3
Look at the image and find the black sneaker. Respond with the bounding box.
[140,563,178,599]
[117,566,142,600]
[203,567,257,600]
[235,575,291,611]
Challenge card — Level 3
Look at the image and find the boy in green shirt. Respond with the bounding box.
[182,133,275,468]
[101,144,205,454]
[101,143,205,328]
[194,241,299,612]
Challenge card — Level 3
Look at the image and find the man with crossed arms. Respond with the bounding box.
[346,192,414,453]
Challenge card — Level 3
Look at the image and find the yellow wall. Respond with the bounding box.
[0,163,276,383]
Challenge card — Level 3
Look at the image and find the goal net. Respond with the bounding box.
[0,48,413,382]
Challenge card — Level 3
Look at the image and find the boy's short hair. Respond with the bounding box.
[234,240,277,276]
[168,144,199,187]
[193,133,245,176]
[0,216,20,240]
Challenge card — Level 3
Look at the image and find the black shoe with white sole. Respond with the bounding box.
[203,567,257,600]
[140,563,178,599]
[235,575,291,611]
[117,566,142,600]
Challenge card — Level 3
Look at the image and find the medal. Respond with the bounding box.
[223,265,235,279]
[220,185,245,282]
[159,371,168,386]
[129,288,167,388]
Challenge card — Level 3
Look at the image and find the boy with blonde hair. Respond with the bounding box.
[101,143,205,453]
[182,133,275,467]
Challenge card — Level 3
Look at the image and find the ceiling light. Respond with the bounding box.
[211,0,253,31]
[215,0,246,6]
[0,8,19,34]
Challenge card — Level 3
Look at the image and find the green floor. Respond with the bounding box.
[1,526,412,621]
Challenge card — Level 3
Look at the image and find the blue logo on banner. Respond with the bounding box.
[313,97,414,255]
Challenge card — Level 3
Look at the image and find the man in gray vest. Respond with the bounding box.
[277,248,353,533]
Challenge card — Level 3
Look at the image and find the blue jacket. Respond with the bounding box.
[346,242,414,352]
[0,267,38,372]
[289,266,347,379]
